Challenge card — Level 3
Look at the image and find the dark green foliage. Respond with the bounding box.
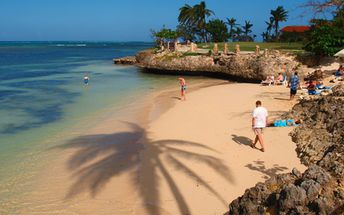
[304,25,344,56]
[270,6,288,40]
[206,19,229,42]
[178,1,214,42]
[151,27,178,46]
[264,17,275,42]
[242,20,253,36]
[176,24,196,42]
[226,17,238,40]
[333,6,344,28]
[280,31,310,43]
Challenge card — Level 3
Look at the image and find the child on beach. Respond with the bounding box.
[178,77,187,101]
[251,100,268,152]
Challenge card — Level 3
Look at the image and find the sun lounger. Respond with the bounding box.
[261,76,274,86]
[275,74,287,86]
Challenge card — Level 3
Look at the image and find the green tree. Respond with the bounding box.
[304,25,344,56]
[265,17,274,40]
[333,5,344,28]
[226,17,238,40]
[270,6,288,40]
[178,1,214,42]
[193,1,214,42]
[242,20,253,37]
[151,27,178,46]
[176,24,196,42]
[234,26,243,37]
[206,19,229,42]
[261,32,269,42]
[178,4,194,26]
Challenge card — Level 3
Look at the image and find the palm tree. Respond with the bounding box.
[226,17,237,40]
[242,20,253,36]
[178,4,194,25]
[193,1,214,42]
[265,17,274,38]
[261,32,269,42]
[233,26,243,41]
[270,6,288,40]
[178,1,214,42]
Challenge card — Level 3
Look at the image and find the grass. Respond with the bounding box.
[198,42,304,52]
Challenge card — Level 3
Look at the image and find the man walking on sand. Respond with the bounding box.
[251,100,268,152]
[288,72,300,100]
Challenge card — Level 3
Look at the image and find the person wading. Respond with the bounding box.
[178,77,187,101]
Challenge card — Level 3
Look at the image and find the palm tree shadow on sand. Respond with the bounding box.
[58,122,234,215]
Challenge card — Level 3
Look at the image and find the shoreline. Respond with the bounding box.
[6,79,306,214]
[3,77,226,214]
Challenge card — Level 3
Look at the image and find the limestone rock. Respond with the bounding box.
[332,82,344,96]
[228,93,344,215]
[136,50,300,82]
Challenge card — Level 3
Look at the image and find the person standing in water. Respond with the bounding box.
[84,74,89,85]
[178,77,187,101]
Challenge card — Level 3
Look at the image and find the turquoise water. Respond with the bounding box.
[0,42,182,208]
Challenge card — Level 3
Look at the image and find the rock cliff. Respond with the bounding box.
[228,83,344,215]
[136,50,302,82]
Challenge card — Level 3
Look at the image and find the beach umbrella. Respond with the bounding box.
[334,49,344,57]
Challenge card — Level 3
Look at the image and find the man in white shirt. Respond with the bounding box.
[251,100,268,152]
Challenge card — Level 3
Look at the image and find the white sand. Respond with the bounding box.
[18,82,306,215]
[146,83,306,214]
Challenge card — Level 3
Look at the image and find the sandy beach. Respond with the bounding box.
[18,81,306,215]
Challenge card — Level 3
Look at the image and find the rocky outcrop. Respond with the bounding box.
[113,56,137,65]
[136,50,302,82]
[228,83,344,215]
[229,165,343,215]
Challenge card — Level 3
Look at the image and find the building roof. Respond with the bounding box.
[280,26,311,33]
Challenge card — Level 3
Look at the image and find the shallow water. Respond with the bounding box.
[0,42,195,211]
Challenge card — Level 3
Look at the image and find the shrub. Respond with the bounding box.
[304,25,344,56]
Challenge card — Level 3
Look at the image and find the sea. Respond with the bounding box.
[0,41,187,211]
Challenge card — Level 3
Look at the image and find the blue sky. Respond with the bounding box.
[0,0,321,41]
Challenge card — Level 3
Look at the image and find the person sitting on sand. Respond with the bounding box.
[178,77,187,101]
[288,72,300,100]
[307,80,317,95]
[275,73,284,84]
[335,65,343,78]
[251,100,268,152]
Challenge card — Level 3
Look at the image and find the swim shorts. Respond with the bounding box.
[253,128,263,135]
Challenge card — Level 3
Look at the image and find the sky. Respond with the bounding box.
[0,0,324,42]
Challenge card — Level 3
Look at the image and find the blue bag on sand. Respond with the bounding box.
[274,120,279,127]
[274,120,284,127]
[281,120,287,127]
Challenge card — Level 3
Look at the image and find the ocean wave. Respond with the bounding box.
[55,44,87,47]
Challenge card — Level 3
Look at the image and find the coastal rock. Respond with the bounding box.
[136,50,301,82]
[113,56,137,65]
[228,92,344,214]
[332,82,344,96]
